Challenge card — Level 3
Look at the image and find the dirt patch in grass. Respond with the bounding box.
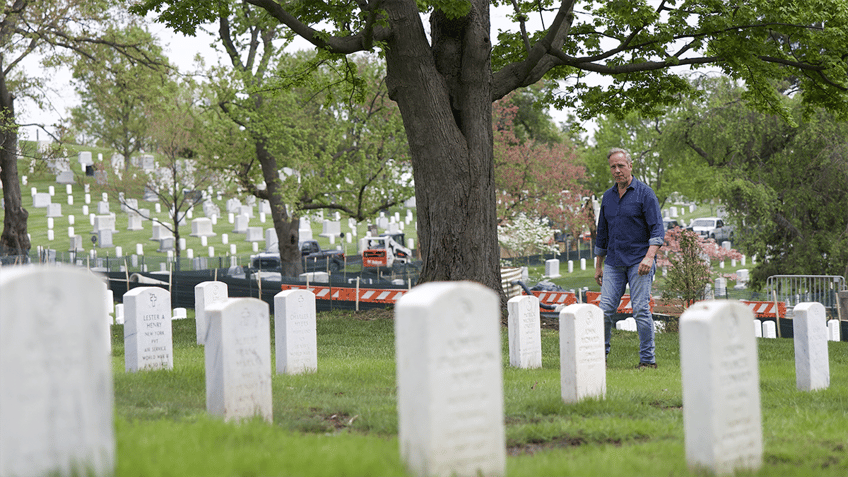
[507,437,589,456]
[351,308,395,320]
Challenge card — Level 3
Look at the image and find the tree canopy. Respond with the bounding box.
[1,0,164,255]
[671,77,848,289]
[69,24,175,168]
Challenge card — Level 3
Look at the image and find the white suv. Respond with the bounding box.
[689,217,734,242]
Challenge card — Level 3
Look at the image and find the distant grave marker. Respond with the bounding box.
[793,302,830,391]
[507,295,542,369]
[195,281,228,345]
[559,304,605,403]
[274,289,318,374]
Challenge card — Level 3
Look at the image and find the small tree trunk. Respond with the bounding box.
[0,75,30,257]
[257,142,302,277]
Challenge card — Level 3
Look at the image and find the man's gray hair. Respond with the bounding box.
[607,148,632,164]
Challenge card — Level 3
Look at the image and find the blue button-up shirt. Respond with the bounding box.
[594,177,665,267]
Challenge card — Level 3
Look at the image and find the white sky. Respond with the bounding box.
[18,8,599,144]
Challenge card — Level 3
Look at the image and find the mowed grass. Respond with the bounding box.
[110,310,848,477]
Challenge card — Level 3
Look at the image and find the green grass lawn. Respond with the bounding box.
[109,312,848,477]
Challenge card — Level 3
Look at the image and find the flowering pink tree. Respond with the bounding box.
[493,96,591,239]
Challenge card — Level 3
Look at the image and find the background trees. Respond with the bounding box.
[1,0,162,255]
[68,24,174,169]
[493,91,590,241]
[671,78,848,288]
[198,3,412,276]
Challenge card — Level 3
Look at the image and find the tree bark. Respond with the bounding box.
[256,141,302,276]
[0,69,30,256]
[383,0,503,297]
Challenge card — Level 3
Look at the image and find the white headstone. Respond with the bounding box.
[157,237,175,253]
[46,203,62,217]
[559,304,606,403]
[190,218,216,237]
[507,295,542,369]
[320,220,341,238]
[265,228,278,251]
[150,223,173,241]
[394,282,505,477]
[32,192,51,208]
[0,266,114,477]
[827,319,840,342]
[78,151,93,165]
[205,298,272,423]
[258,200,271,215]
[754,319,762,338]
[762,320,776,338]
[98,229,114,248]
[94,215,116,233]
[792,302,830,391]
[123,287,173,372]
[69,234,82,251]
[57,170,75,184]
[245,227,263,242]
[238,204,254,218]
[679,300,762,475]
[274,289,318,374]
[97,201,109,215]
[544,259,561,278]
[127,213,143,231]
[233,214,249,233]
[735,269,749,289]
[194,281,228,345]
[715,277,727,298]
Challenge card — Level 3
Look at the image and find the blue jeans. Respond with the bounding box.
[599,262,656,364]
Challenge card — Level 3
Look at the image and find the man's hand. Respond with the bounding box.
[638,256,653,275]
[595,267,603,285]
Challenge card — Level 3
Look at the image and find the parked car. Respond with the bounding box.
[250,239,345,272]
[662,218,680,230]
[688,217,734,241]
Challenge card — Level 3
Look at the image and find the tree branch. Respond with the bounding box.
[244,0,391,54]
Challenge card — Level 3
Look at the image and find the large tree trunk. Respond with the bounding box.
[383,0,503,297]
[0,71,30,257]
[256,141,302,277]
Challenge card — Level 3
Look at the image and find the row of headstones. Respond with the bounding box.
[663,203,698,218]
[29,177,416,259]
[0,266,320,477]
[753,317,842,341]
[400,286,837,477]
[1,264,836,477]
[544,258,592,277]
[545,257,755,281]
[124,283,318,380]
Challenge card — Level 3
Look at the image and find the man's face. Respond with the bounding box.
[608,152,632,188]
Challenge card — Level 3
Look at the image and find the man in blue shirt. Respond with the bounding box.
[594,148,665,368]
